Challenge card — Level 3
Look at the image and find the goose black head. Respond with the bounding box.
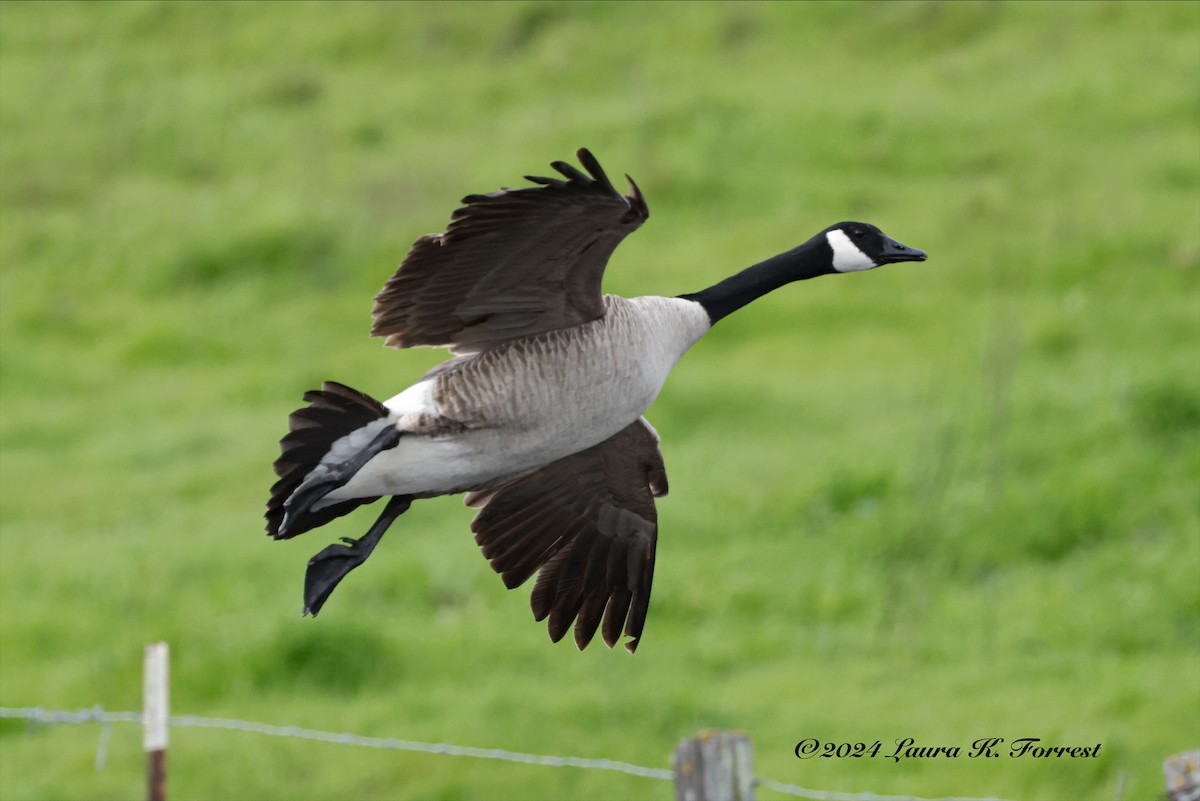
[823,222,927,273]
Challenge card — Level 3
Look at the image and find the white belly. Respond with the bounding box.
[323,296,710,501]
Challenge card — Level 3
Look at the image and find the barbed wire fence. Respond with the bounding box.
[0,704,1005,801]
[4,643,1193,801]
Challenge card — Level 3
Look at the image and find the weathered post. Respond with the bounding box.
[144,642,169,801]
[672,730,755,801]
[1164,750,1200,801]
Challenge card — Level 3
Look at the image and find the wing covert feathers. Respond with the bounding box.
[371,149,649,353]
[467,418,667,653]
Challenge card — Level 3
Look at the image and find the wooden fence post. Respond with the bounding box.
[144,642,169,801]
[1164,750,1200,801]
[672,730,755,801]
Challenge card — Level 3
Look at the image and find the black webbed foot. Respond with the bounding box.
[304,535,378,616]
[302,495,412,616]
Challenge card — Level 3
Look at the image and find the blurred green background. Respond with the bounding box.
[1,2,1197,800]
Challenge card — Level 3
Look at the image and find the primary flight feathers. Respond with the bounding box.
[370,149,649,352]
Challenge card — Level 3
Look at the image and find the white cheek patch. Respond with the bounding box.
[826,229,877,272]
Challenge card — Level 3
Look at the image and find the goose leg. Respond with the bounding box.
[303,494,412,617]
[280,424,402,538]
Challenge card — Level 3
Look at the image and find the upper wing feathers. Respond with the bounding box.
[467,418,666,652]
[372,149,649,353]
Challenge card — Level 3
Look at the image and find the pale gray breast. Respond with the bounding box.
[431,296,709,442]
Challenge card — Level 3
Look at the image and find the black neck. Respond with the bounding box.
[678,239,833,324]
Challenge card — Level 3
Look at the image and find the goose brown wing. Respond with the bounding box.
[464,418,667,653]
[371,148,649,353]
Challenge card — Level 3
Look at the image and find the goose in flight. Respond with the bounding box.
[266,149,926,652]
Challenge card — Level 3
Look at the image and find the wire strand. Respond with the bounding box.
[0,706,1014,801]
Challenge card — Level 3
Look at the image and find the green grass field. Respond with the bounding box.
[1,2,1198,800]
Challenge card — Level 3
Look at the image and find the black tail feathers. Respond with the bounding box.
[266,382,389,539]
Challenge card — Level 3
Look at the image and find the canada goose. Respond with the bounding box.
[266,149,926,652]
